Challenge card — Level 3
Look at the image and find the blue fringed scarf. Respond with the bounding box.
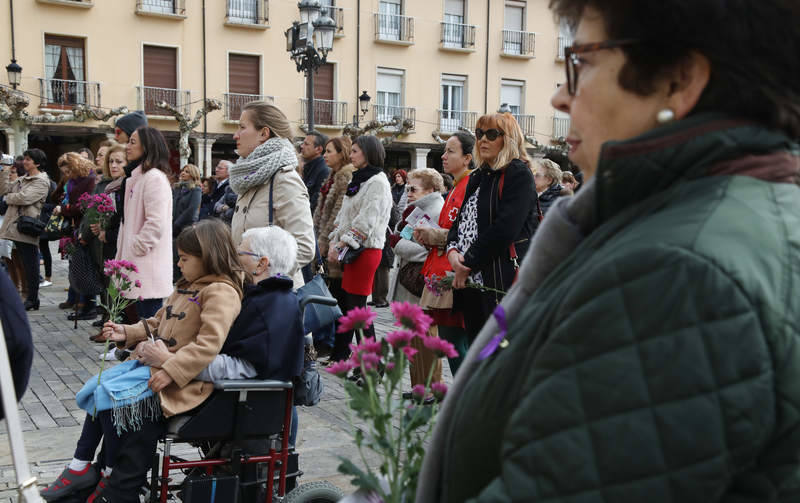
[76,359,161,435]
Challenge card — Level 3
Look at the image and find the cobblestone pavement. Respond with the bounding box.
[0,245,453,501]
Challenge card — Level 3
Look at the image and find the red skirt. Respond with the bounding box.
[342,248,382,296]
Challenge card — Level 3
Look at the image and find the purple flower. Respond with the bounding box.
[326,359,355,377]
[390,301,433,335]
[337,307,378,334]
[411,384,426,401]
[421,335,458,359]
[385,329,416,349]
[478,306,509,361]
[431,381,448,401]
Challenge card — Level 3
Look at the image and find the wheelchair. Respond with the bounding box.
[145,296,344,503]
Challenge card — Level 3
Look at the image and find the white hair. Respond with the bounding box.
[242,226,298,277]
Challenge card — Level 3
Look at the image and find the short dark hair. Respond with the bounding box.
[307,131,329,151]
[451,131,476,170]
[135,127,171,175]
[354,135,386,169]
[550,0,800,137]
[77,147,94,162]
[23,148,47,170]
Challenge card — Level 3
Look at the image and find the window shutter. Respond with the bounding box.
[143,45,177,89]
[228,54,260,94]
[313,63,334,101]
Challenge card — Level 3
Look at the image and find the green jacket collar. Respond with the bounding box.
[595,113,798,224]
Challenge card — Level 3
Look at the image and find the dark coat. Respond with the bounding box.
[537,182,564,216]
[172,184,201,235]
[60,173,96,229]
[220,276,304,381]
[301,156,331,215]
[0,269,33,420]
[447,159,538,298]
[434,117,800,502]
[391,183,405,205]
[199,193,215,220]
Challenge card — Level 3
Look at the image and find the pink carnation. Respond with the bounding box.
[134,280,142,288]
[359,352,381,372]
[410,384,426,401]
[386,362,396,371]
[390,301,432,335]
[385,330,416,349]
[326,359,355,377]
[431,381,448,401]
[337,306,377,334]
[402,346,418,361]
[421,335,459,359]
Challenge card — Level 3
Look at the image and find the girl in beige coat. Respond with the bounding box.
[229,101,315,287]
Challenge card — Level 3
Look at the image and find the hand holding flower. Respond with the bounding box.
[102,321,126,342]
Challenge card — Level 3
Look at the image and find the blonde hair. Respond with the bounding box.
[104,144,127,179]
[531,158,563,187]
[242,101,294,139]
[408,168,445,193]
[58,152,95,179]
[474,113,529,171]
[179,164,202,189]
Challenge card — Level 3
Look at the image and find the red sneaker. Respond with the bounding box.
[86,473,110,503]
[40,464,100,501]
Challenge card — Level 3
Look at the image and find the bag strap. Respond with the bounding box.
[268,172,276,225]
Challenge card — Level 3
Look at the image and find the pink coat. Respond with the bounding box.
[116,166,173,300]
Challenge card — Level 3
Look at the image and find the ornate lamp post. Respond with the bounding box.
[5,60,22,90]
[286,0,336,132]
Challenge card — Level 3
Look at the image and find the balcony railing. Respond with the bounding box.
[502,30,536,57]
[440,22,476,50]
[374,13,414,43]
[224,93,274,121]
[300,99,348,127]
[373,104,415,129]
[553,117,571,138]
[556,35,572,61]
[328,6,344,34]
[437,110,477,133]
[511,114,535,136]
[36,0,94,7]
[226,0,268,25]
[136,0,185,16]
[38,78,101,109]
[137,86,191,116]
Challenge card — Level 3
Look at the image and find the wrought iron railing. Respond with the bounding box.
[328,6,344,34]
[38,78,101,109]
[226,0,268,25]
[372,104,415,129]
[137,86,191,116]
[437,110,477,133]
[300,99,348,127]
[553,117,571,138]
[557,35,571,61]
[224,93,274,121]
[374,13,414,43]
[502,30,536,56]
[513,114,536,136]
[136,0,185,15]
[440,22,476,49]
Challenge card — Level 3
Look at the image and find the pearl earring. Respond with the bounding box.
[657,108,675,124]
[252,270,259,276]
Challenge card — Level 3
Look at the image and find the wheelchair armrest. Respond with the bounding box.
[300,295,338,311]
[213,379,293,391]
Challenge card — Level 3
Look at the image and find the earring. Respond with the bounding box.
[252,270,259,276]
[657,108,675,124]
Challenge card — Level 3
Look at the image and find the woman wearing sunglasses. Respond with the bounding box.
[445,113,538,342]
[418,0,800,502]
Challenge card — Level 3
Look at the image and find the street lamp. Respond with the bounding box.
[287,1,336,132]
[359,91,371,117]
[6,59,22,90]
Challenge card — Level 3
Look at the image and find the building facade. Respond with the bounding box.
[0,0,572,176]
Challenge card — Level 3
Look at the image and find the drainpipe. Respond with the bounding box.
[9,0,17,65]
[356,0,361,122]
[202,0,208,175]
[483,0,490,114]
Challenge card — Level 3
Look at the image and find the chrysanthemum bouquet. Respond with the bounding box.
[424,272,506,297]
[78,192,115,228]
[327,302,457,503]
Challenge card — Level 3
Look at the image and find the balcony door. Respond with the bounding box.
[504,1,525,54]
[441,75,465,131]
[228,0,258,23]
[500,80,524,115]
[143,45,178,115]
[44,35,86,107]
[142,0,175,14]
[377,68,403,121]
[379,0,402,40]
[443,0,465,48]
[228,53,260,120]
[312,63,334,125]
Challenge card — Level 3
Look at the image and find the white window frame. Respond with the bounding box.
[376,67,405,121]
[500,78,525,115]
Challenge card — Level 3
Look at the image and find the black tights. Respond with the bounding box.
[14,241,39,303]
[331,291,373,361]
[39,238,52,278]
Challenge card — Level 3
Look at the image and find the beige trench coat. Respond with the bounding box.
[0,170,50,245]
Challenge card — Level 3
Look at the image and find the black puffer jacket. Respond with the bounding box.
[537,182,564,216]
[0,269,33,419]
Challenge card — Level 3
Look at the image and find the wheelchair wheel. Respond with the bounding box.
[284,480,344,502]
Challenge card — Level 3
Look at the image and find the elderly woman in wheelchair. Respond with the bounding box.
[42,224,307,503]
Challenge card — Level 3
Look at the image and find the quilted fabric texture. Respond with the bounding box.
[439,118,800,502]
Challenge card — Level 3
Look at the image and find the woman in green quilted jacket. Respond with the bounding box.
[417,1,800,502]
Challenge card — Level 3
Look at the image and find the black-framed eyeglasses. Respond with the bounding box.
[406,185,418,193]
[475,128,504,141]
[565,39,640,96]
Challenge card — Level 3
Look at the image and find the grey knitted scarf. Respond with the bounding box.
[229,137,298,195]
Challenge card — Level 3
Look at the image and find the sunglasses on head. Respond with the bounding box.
[475,128,504,141]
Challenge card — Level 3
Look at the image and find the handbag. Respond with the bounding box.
[398,261,425,297]
[340,246,364,264]
[16,215,46,237]
[293,344,324,407]
[68,243,103,296]
[43,214,72,241]
[297,274,343,334]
